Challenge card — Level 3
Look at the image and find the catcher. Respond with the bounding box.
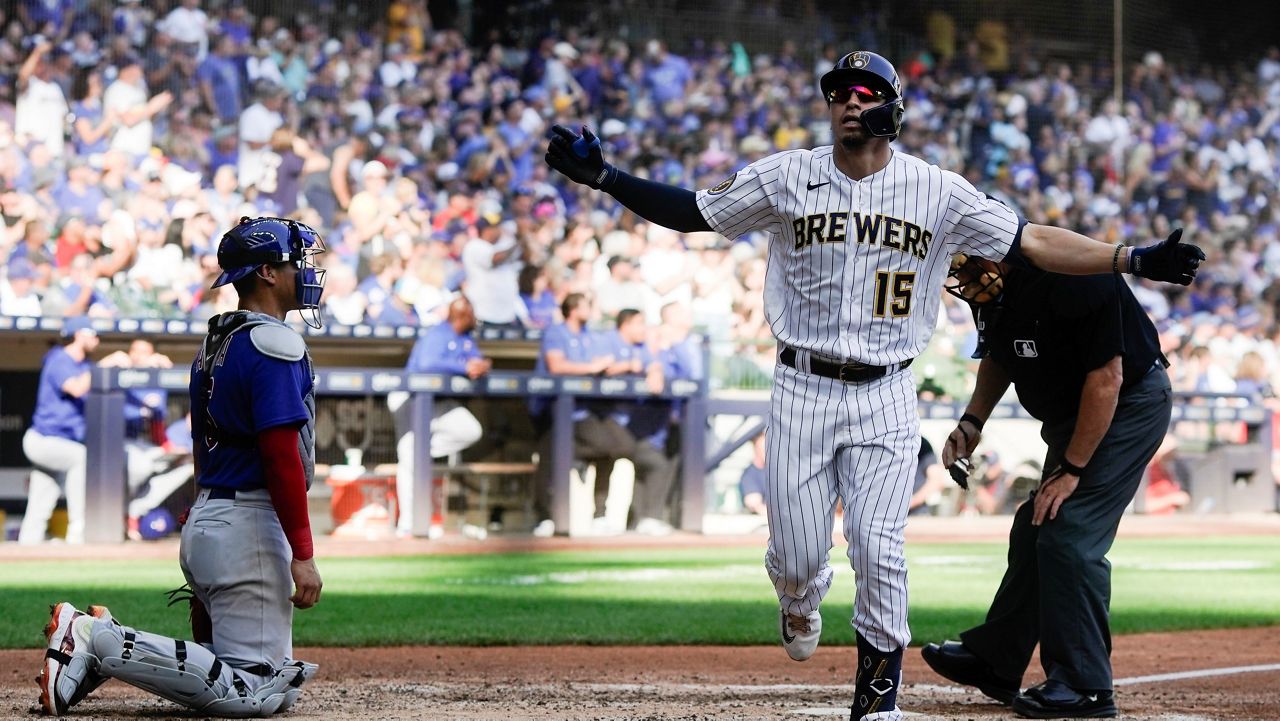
[37,218,324,717]
[922,253,1175,719]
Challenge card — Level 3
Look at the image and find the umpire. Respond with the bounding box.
[921,252,1174,719]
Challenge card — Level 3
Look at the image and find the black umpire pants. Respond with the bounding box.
[960,366,1172,692]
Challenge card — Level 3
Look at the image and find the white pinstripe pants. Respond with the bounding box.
[764,362,919,652]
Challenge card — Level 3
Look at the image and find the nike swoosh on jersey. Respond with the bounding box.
[806,180,830,190]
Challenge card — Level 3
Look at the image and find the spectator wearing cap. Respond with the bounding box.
[0,257,41,316]
[19,316,98,544]
[237,81,287,190]
[462,212,526,329]
[197,34,242,124]
[104,54,172,160]
[14,40,69,158]
[68,67,113,157]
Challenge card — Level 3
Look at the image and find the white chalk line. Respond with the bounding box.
[1114,662,1280,686]
[558,662,1280,694]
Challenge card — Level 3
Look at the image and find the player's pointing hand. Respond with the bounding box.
[545,124,616,189]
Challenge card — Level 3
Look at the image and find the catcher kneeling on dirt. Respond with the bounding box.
[37,218,325,717]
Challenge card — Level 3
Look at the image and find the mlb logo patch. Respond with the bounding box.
[1014,340,1038,358]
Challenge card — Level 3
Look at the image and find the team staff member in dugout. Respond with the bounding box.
[544,49,1202,721]
[19,316,98,545]
[392,295,489,536]
[37,217,323,717]
[922,255,1173,719]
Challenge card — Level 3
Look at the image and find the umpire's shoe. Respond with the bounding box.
[1011,680,1117,719]
[921,641,1020,705]
[37,602,106,715]
[780,609,822,661]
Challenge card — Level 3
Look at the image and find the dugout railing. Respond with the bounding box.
[83,367,707,544]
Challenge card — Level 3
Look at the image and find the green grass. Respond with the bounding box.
[2,537,1277,649]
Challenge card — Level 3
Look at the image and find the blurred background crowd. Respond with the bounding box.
[0,2,1277,459]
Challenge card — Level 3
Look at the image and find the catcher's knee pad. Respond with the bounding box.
[90,623,262,717]
[853,632,902,720]
[254,660,318,715]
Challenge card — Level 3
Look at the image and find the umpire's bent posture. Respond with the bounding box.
[922,254,1173,719]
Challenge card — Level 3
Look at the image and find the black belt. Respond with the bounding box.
[779,346,912,383]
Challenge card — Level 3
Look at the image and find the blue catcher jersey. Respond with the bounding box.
[191,312,314,491]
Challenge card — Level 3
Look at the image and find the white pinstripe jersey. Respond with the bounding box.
[696,147,1020,365]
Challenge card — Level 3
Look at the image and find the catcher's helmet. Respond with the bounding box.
[820,51,905,138]
[212,216,327,328]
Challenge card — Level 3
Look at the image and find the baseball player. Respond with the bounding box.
[922,255,1174,719]
[37,217,325,717]
[19,316,98,545]
[545,50,1203,720]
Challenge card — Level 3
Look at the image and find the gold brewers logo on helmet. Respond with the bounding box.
[945,254,1005,305]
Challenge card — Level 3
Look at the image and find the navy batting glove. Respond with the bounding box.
[1129,228,1205,286]
[545,124,618,190]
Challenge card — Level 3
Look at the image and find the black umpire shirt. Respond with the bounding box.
[973,270,1163,425]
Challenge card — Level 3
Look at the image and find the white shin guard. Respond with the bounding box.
[88,621,317,718]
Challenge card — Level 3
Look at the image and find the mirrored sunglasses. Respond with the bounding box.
[828,84,886,105]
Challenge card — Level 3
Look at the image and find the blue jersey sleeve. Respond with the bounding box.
[44,350,81,395]
[251,354,311,432]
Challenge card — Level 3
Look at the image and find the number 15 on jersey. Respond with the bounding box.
[873,271,915,317]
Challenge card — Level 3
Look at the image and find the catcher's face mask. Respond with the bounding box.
[945,254,1005,305]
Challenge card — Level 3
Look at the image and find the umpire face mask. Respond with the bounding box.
[945,254,1005,306]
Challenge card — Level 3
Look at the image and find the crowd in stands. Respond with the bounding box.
[1,0,1278,419]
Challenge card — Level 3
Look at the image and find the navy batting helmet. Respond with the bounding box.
[212,216,327,327]
[820,51,905,138]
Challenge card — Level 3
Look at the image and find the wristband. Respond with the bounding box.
[959,413,984,432]
[1112,243,1125,274]
[1059,458,1087,476]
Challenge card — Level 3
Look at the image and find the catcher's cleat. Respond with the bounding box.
[87,605,119,626]
[38,603,105,715]
[781,609,822,661]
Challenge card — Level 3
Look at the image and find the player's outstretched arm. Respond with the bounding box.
[1019,224,1204,286]
[545,124,712,233]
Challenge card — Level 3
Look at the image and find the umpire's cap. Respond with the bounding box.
[820,51,905,137]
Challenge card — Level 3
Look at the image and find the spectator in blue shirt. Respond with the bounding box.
[19,316,98,544]
[642,39,693,107]
[391,296,489,537]
[518,264,558,330]
[68,67,113,157]
[197,34,243,124]
[53,157,107,222]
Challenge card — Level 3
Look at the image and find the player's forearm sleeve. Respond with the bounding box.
[259,425,315,561]
[604,170,713,233]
